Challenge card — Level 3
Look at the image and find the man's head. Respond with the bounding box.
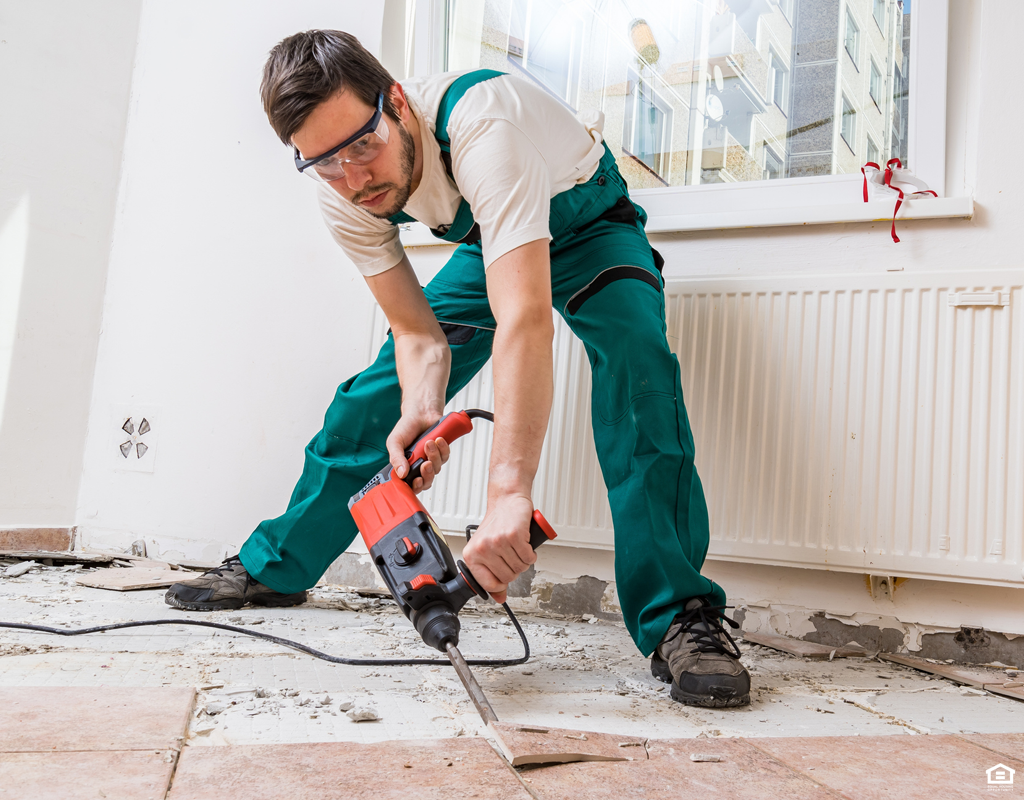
[261,30,420,218]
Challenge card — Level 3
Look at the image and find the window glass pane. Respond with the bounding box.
[866,136,879,165]
[873,0,886,30]
[841,96,855,150]
[845,10,859,63]
[446,0,911,189]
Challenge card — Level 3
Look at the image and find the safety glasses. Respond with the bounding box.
[293,92,389,183]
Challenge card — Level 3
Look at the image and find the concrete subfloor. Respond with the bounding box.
[1,564,1022,750]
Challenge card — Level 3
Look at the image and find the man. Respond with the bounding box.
[166,30,749,708]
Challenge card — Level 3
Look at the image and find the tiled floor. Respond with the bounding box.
[1,566,1022,797]
[0,686,194,800]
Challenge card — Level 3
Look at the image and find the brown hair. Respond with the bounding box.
[260,30,398,145]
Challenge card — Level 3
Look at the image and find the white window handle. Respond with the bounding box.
[948,291,1009,307]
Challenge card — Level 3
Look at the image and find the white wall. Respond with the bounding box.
[0,1,142,525]
[75,1,384,560]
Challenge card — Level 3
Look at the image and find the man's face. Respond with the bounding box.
[292,89,417,219]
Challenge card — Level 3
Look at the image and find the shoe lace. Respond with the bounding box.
[206,555,244,578]
[664,603,743,659]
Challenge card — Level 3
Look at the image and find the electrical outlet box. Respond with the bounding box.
[111,404,160,473]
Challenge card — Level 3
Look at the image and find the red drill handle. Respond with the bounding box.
[403,410,475,483]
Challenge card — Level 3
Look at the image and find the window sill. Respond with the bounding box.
[402,195,974,246]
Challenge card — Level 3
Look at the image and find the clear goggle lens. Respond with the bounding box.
[302,115,390,183]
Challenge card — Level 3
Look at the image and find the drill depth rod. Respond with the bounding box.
[445,641,499,725]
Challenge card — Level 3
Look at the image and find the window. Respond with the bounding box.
[873,0,886,31]
[845,10,859,65]
[622,68,673,182]
[434,0,961,234]
[769,50,788,112]
[866,136,880,166]
[763,145,783,180]
[506,0,584,109]
[841,96,856,151]
[869,60,883,109]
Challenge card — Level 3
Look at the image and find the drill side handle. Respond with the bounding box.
[457,510,557,599]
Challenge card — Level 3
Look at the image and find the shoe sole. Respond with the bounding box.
[164,590,307,613]
[670,684,750,708]
[653,653,750,707]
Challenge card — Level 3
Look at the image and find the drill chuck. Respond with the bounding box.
[413,602,462,652]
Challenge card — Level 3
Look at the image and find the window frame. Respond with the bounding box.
[869,58,883,111]
[840,95,857,153]
[873,0,887,32]
[769,48,789,114]
[844,8,860,69]
[399,0,966,239]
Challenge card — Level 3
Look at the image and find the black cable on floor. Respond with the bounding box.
[0,601,530,668]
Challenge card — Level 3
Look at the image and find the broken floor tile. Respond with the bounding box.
[524,738,825,800]
[167,738,531,800]
[489,721,646,766]
[75,566,186,591]
[752,733,1024,799]
[0,749,176,800]
[743,631,868,659]
[0,686,194,752]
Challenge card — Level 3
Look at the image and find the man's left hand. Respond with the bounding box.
[462,493,538,604]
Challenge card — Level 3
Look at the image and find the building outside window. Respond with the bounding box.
[447,0,909,187]
[873,0,886,31]
[841,95,856,152]
[623,67,673,182]
[763,145,783,180]
[866,135,879,165]
[869,59,882,109]
[845,9,860,66]
[769,49,788,112]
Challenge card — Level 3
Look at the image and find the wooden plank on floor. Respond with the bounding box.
[0,686,195,752]
[743,631,868,659]
[0,750,176,800]
[0,550,113,565]
[751,733,1024,799]
[167,739,532,800]
[524,738,829,800]
[489,721,646,766]
[879,652,1011,689]
[75,566,185,590]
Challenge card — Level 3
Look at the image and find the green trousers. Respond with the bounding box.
[239,148,726,656]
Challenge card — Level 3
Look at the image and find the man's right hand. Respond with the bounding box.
[386,413,451,494]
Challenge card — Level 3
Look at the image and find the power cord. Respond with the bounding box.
[0,601,530,667]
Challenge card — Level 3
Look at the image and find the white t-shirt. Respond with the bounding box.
[316,71,606,276]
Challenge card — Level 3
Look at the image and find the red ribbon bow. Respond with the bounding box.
[862,158,937,243]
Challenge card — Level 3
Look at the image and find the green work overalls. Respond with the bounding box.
[239,70,725,656]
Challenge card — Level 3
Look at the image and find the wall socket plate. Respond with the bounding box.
[111,404,160,473]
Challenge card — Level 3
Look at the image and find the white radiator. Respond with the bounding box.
[370,270,1024,588]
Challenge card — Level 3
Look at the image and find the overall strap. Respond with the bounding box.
[388,69,505,243]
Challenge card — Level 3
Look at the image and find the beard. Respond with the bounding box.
[351,121,417,220]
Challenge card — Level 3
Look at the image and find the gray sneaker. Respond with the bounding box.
[164,556,307,611]
[650,596,750,708]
